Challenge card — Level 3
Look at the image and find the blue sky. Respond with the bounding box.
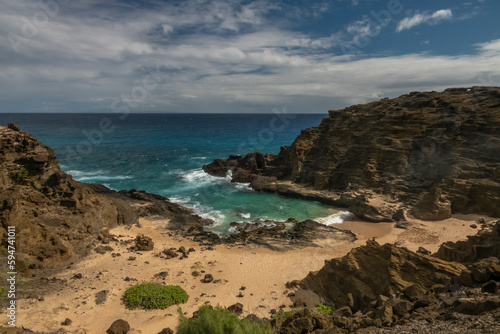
[0,0,499,113]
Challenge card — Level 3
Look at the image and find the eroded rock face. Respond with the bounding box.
[204,87,500,221]
[303,240,466,311]
[436,221,500,263]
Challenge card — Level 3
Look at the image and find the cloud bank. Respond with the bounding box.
[0,1,498,113]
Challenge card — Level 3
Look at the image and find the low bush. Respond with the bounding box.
[177,305,272,334]
[315,304,334,315]
[15,166,29,180]
[123,283,188,309]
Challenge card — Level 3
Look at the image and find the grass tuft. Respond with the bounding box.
[123,283,188,309]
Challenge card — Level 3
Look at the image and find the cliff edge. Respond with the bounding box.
[204,87,500,221]
[0,124,204,269]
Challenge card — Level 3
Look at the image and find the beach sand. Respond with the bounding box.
[10,214,487,333]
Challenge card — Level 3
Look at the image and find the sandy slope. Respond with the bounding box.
[6,214,485,333]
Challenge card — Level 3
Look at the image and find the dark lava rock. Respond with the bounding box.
[201,274,214,283]
[163,249,178,259]
[106,319,130,334]
[61,318,72,326]
[482,280,498,293]
[157,328,174,334]
[228,302,243,315]
[7,123,20,131]
[135,234,154,251]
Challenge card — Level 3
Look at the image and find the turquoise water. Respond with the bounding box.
[0,113,350,233]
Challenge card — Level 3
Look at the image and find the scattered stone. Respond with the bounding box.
[61,318,72,326]
[71,273,83,279]
[188,247,196,252]
[128,256,136,261]
[201,274,214,283]
[236,292,244,298]
[163,249,178,259]
[191,271,200,277]
[154,271,169,279]
[270,309,277,315]
[240,286,246,290]
[106,319,130,334]
[470,224,478,229]
[135,234,154,251]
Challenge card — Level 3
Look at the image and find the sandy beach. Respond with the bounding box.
[6,212,487,333]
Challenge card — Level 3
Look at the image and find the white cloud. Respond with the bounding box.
[0,1,498,114]
[396,9,453,32]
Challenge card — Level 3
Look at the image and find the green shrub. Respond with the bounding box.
[177,305,272,334]
[16,166,29,180]
[315,304,334,315]
[270,308,304,321]
[123,283,188,309]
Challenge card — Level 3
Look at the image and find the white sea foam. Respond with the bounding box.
[182,169,222,184]
[169,196,191,205]
[76,175,133,182]
[66,169,103,177]
[239,212,251,219]
[315,211,354,225]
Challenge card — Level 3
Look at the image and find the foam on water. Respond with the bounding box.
[315,211,354,225]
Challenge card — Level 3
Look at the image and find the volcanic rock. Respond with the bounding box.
[204,87,500,221]
[303,240,465,311]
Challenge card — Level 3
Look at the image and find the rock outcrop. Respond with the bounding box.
[204,87,500,221]
[267,221,500,333]
[303,240,466,311]
[0,125,205,266]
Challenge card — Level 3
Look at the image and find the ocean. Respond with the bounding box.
[0,113,350,233]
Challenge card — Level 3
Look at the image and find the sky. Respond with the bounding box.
[0,0,499,113]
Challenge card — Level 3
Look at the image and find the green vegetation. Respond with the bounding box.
[316,304,334,315]
[270,308,304,321]
[178,305,272,334]
[123,283,188,309]
[15,166,30,180]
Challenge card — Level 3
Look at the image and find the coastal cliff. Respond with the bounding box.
[0,124,204,267]
[204,87,500,222]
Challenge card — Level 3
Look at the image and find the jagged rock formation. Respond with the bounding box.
[0,124,204,267]
[436,221,500,263]
[204,87,500,221]
[268,220,500,333]
[303,240,466,311]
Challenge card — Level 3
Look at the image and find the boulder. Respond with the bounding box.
[106,319,130,334]
[228,302,243,315]
[135,234,154,251]
[201,274,214,283]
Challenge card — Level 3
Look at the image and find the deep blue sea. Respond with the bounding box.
[0,113,350,233]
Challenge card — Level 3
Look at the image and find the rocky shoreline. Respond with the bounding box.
[1,87,500,333]
[203,87,500,223]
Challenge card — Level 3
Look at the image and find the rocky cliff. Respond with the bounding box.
[0,124,204,268]
[204,87,500,221]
